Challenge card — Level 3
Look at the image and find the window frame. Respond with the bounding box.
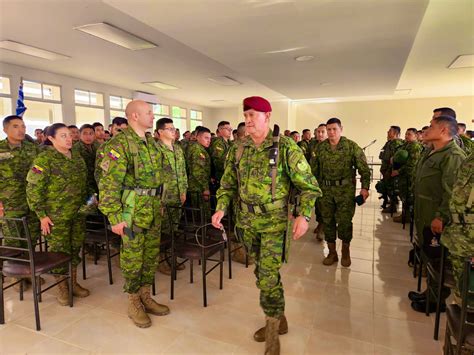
[22,78,63,104]
[74,88,104,108]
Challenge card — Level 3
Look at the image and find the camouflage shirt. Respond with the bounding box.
[460,135,473,155]
[187,142,211,193]
[0,139,39,214]
[72,140,98,195]
[311,136,371,190]
[398,141,423,178]
[380,138,404,175]
[297,139,311,162]
[26,147,87,220]
[210,136,232,183]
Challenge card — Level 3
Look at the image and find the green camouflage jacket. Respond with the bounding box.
[0,139,39,214]
[187,142,211,193]
[154,140,188,204]
[210,136,232,183]
[26,147,87,220]
[98,127,163,228]
[297,139,311,162]
[460,135,473,155]
[380,138,404,175]
[216,130,321,222]
[72,140,98,195]
[398,141,423,178]
[311,136,371,190]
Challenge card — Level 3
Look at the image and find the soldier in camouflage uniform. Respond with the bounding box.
[154,118,188,275]
[458,122,473,155]
[26,123,89,305]
[99,100,170,328]
[441,152,474,306]
[379,125,404,213]
[408,115,466,313]
[210,121,233,186]
[72,124,98,195]
[212,96,321,355]
[311,118,371,268]
[0,115,41,290]
[391,128,423,223]
[297,129,311,162]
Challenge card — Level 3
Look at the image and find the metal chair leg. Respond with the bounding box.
[31,275,41,331]
[68,262,73,307]
[202,257,207,307]
[0,274,5,324]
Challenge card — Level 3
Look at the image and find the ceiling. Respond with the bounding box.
[0,0,472,108]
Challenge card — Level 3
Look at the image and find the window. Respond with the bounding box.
[75,106,105,127]
[0,76,12,139]
[23,80,61,101]
[74,89,104,107]
[153,104,181,132]
[190,109,203,131]
[172,106,186,119]
[0,76,11,95]
[109,95,131,119]
[74,89,104,126]
[23,100,63,137]
[169,105,187,132]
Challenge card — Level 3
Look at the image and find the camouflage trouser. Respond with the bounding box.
[2,210,41,248]
[319,185,356,243]
[47,214,86,274]
[397,174,413,206]
[449,253,474,307]
[121,218,161,293]
[240,226,286,318]
[314,202,323,223]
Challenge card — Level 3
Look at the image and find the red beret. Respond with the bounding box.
[243,96,272,113]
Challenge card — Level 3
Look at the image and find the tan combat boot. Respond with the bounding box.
[254,315,288,342]
[341,243,351,267]
[157,260,172,276]
[231,242,254,265]
[54,276,70,306]
[323,242,338,265]
[72,267,90,297]
[128,293,152,328]
[264,316,281,355]
[139,285,170,316]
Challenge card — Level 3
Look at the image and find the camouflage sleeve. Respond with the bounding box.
[176,145,188,194]
[189,148,210,193]
[94,142,107,185]
[216,144,238,214]
[98,139,128,226]
[353,142,371,190]
[309,144,320,180]
[26,153,50,219]
[400,143,422,176]
[437,151,466,224]
[210,140,226,177]
[284,140,322,218]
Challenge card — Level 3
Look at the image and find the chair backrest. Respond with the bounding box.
[458,257,474,352]
[0,216,36,272]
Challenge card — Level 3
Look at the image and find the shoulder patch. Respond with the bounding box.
[100,159,110,172]
[32,165,44,174]
[108,149,120,161]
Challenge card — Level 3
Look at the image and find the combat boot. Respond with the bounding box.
[139,285,170,316]
[254,314,288,342]
[72,267,90,297]
[54,276,70,306]
[128,293,152,328]
[341,243,351,267]
[392,214,403,223]
[323,242,338,266]
[158,261,172,276]
[264,316,281,355]
[231,242,254,265]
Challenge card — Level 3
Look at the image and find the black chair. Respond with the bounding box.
[444,257,474,355]
[167,204,225,307]
[0,217,73,331]
[81,213,120,285]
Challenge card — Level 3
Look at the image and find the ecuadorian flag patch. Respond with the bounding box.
[108,149,120,161]
[32,165,44,174]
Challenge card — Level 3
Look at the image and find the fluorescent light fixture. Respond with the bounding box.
[295,55,315,62]
[74,22,157,50]
[265,47,305,54]
[210,99,226,102]
[143,81,179,90]
[208,76,242,86]
[394,89,411,95]
[448,54,474,69]
[0,40,70,60]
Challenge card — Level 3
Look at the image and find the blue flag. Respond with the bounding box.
[16,82,27,117]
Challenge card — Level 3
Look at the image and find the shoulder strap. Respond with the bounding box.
[234,143,245,189]
[124,131,140,181]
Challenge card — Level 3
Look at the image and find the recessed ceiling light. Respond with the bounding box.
[74,22,157,50]
[448,54,474,69]
[0,40,70,60]
[394,89,411,95]
[208,76,242,86]
[143,81,179,90]
[294,55,315,62]
[265,47,305,54]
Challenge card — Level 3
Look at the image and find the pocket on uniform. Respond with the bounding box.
[132,195,154,229]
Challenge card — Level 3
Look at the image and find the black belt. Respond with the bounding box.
[123,185,163,197]
[321,178,352,187]
[451,213,474,225]
[239,199,287,214]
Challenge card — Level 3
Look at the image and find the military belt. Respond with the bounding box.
[239,199,287,214]
[321,178,352,187]
[124,185,163,197]
[451,213,474,225]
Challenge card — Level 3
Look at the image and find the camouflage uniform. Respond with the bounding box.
[441,153,474,304]
[93,140,106,185]
[216,130,321,317]
[26,148,87,273]
[297,139,311,162]
[0,139,40,246]
[309,140,324,224]
[379,138,404,207]
[210,136,232,184]
[98,127,163,294]
[311,137,371,243]
[459,135,473,155]
[396,141,423,205]
[186,141,211,208]
[72,140,98,195]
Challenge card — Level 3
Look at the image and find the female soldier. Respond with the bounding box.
[26,123,89,305]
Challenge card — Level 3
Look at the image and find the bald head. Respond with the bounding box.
[124,100,154,135]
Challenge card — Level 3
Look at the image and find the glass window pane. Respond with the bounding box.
[180,108,187,118]
[0,97,13,139]
[197,111,202,120]
[174,118,187,132]
[0,76,11,95]
[75,106,105,127]
[171,106,181,118]
[153,104,162,114]
[123,98,131,109]
[190,110,197,119]
[161,105,169,115]
[23,99,63,136]
[90,92,103,107]
[110,110,125,119]
[23,81,43,99]
[110,95,122,109]
[190,120,202,131]
[42,84,61,101]
[75,90,90,105]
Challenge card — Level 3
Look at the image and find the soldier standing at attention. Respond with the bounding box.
[26,123,89,305]
[99,100,169,328]
[72,124,99,195]
[312,118,371,267]
[186,126,212,205]
[457,122,473,155]
[212,96,321,355]
[210,121,233,187]
[0,115,41,290]
[297,129,311,162]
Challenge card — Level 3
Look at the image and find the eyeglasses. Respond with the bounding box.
[161,127,176,132]
[220,127,233,131]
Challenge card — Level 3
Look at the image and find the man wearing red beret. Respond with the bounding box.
[212,96,322,355]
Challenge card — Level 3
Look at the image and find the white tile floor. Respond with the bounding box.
[0,192,445,354]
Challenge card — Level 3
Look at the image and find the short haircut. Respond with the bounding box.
[183,130,190,135]
[457,123,467,130]
[112,117,128,126]
[417,130,422,134]
[44,123,67,145]
[232,129,237,136]
[290,131,299,136]
[422,126,429,130]
[218,121,230,128]
[390,126,401,135]
[433,115,458,137]
[406,128,417,134]
[318,123,327,128]
[466,130,474,138]
[237,122,245,129]
[302,129,310,134]
[196,126,211,135]
[92,122,104,129]
[3,115,23,128]
[80,124,95,132]
[34,128,43,134]
[68,125,78,129]
[104,130,110,135]
[434,107,456,119]
[156,117,173,131]
[326,117,342,127]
